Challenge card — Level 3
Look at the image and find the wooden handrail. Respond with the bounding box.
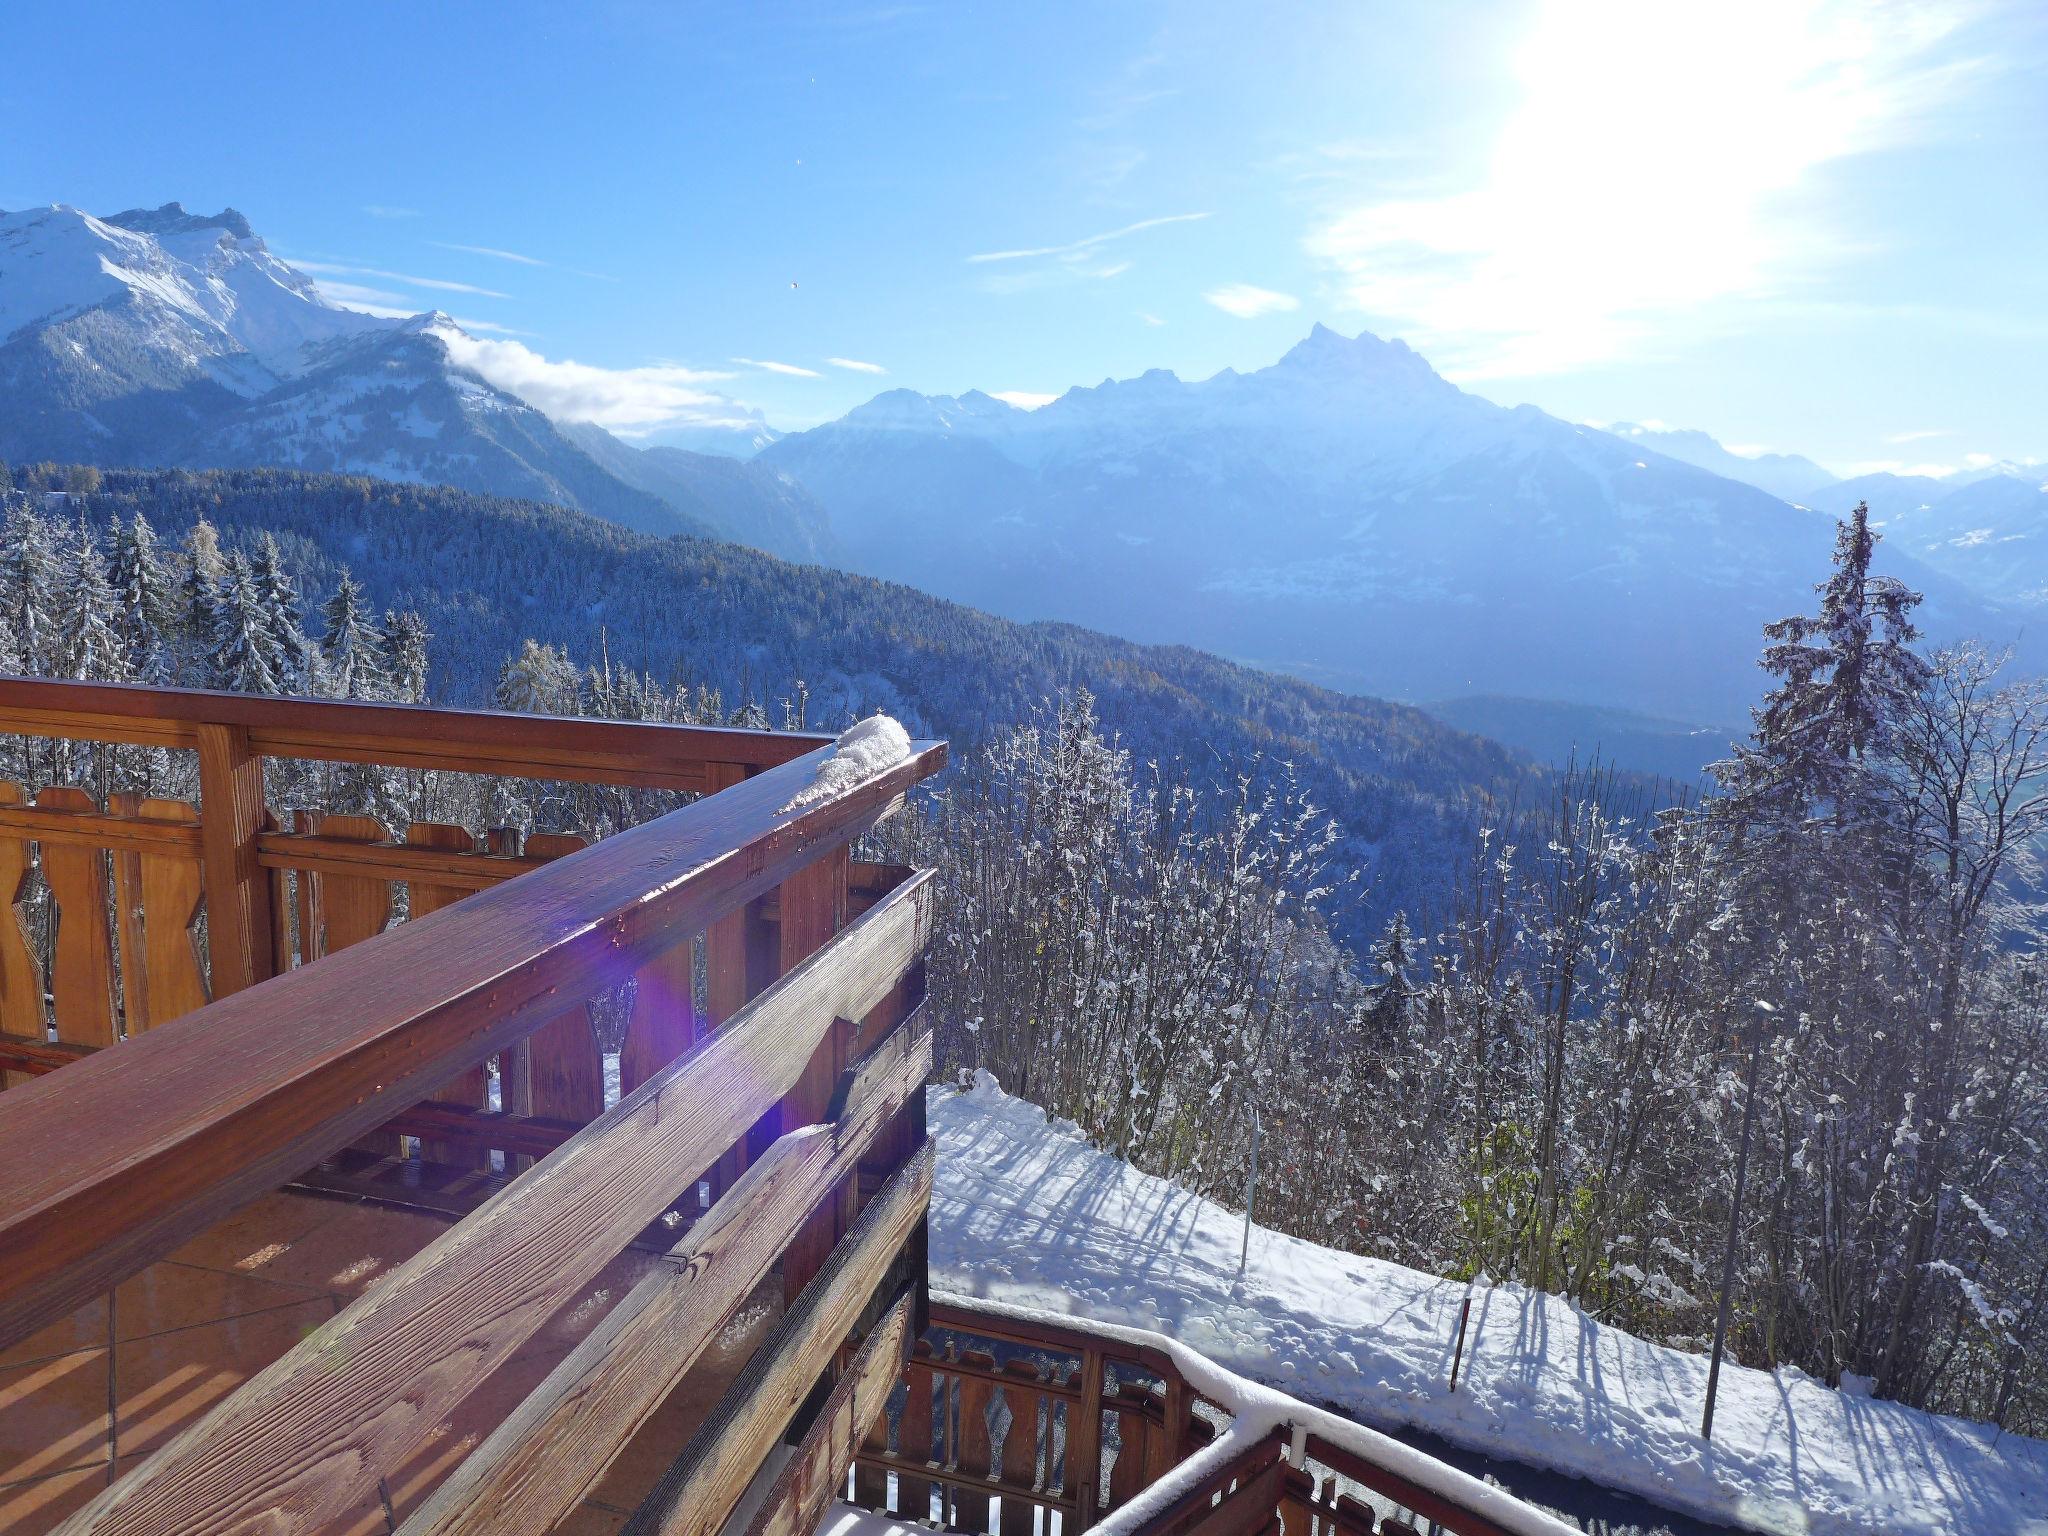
[0,676,828,788]
[0,733,945,1352]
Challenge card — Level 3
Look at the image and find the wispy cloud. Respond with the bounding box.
[1139,311,1165,327]
[1205,284,1300,319]
[432,240,549,268]
[968,211,1211,264]
[732,357,823,378]
[293,260,512,299]
[827,357,887,375]
[992,391,1057,410]
[313,280,417,312]
[1888,427,1952,444]
[433,328,740,431]
[1305,0,1979,377]
[362,204,420,220]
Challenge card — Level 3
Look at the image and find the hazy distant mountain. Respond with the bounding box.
[1811,466,2048,608]
[558,421,834,561]
[763,324,2020,723]
[1601,422,1836,503]
[0,202,821,559]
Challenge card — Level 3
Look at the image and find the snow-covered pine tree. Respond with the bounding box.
[317,572,387,701]
[51,517,126,684]
[250,534,321,695]
[178,519,226,686]
[211,551,284,695]
[379,610,431,704]
[108,513,177,686]
[0,501,58,678]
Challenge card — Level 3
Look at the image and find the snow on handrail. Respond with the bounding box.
[935,1291,1581,1536]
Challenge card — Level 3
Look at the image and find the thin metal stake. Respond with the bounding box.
[1704,1006,1771,1440]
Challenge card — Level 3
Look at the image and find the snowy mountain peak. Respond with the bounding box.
[1273,322,1439,387]
[104,202,256,241]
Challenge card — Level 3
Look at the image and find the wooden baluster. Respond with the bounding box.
[1107,1380,1153,1513]
[125,797,207,1032]
[622,924,698,1097]
[1000,1359,1045,1536]
[522,833,605,1153]
[0,783,42,1089]
[36,787,117,1053]
[407,821,488,1167]
[897,1339,941,1525]
[195,721,275,996]
[956,1348,999,1535]
[1276,1465,1317,1536]
[312,813,401,1155]
[1332,1493,1381,1536]
[110,792,149,1037]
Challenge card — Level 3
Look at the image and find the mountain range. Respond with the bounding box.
[4,199,2041,743]
[0,203,832,561]
[758,325,2031,723]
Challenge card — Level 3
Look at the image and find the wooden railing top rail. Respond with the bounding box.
[0,730,944,1352]
[0,676,829,789]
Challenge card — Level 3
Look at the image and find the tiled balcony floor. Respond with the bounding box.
[0,1188,777,1534]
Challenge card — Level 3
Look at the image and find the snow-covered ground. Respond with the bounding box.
[928,1071,2048,1536]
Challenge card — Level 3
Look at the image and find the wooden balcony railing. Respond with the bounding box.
[0,678,947,1536]
[850,1298,1579,1536]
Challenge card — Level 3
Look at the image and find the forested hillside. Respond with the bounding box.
[0,462,1550,935]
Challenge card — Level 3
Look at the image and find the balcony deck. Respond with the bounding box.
[0,679,1569,1536]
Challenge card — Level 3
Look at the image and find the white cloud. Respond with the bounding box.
[991,391,1057,410]
[314,281,418,313]
[1139,312,1166,327]
[432,240,549,267]
[293,260,511,299]
[1204,284,1300,319]
[968,211,1210,263]
[1305,0,1976,377]
[1889,428,1953,444]
[827,357,887,374]
[433,327,741,432]
[732,357,824,378]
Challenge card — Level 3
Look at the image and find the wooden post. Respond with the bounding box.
[195,723,275,996]
[1067,1347,1105,1529]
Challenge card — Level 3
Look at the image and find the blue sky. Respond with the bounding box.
[4,0,2041,472]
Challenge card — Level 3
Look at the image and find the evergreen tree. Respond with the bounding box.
[1364,912,1418,1037]
[250,534,321,694]
[380,610,431,704]
[0,502,58,675]
[211,551,283,694]
[318,571,386,700]
[1722,503,1931,826]
[179,519,226,685]
[51,517,126,683]
[495,639,578,715]
[108,513,176,685]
